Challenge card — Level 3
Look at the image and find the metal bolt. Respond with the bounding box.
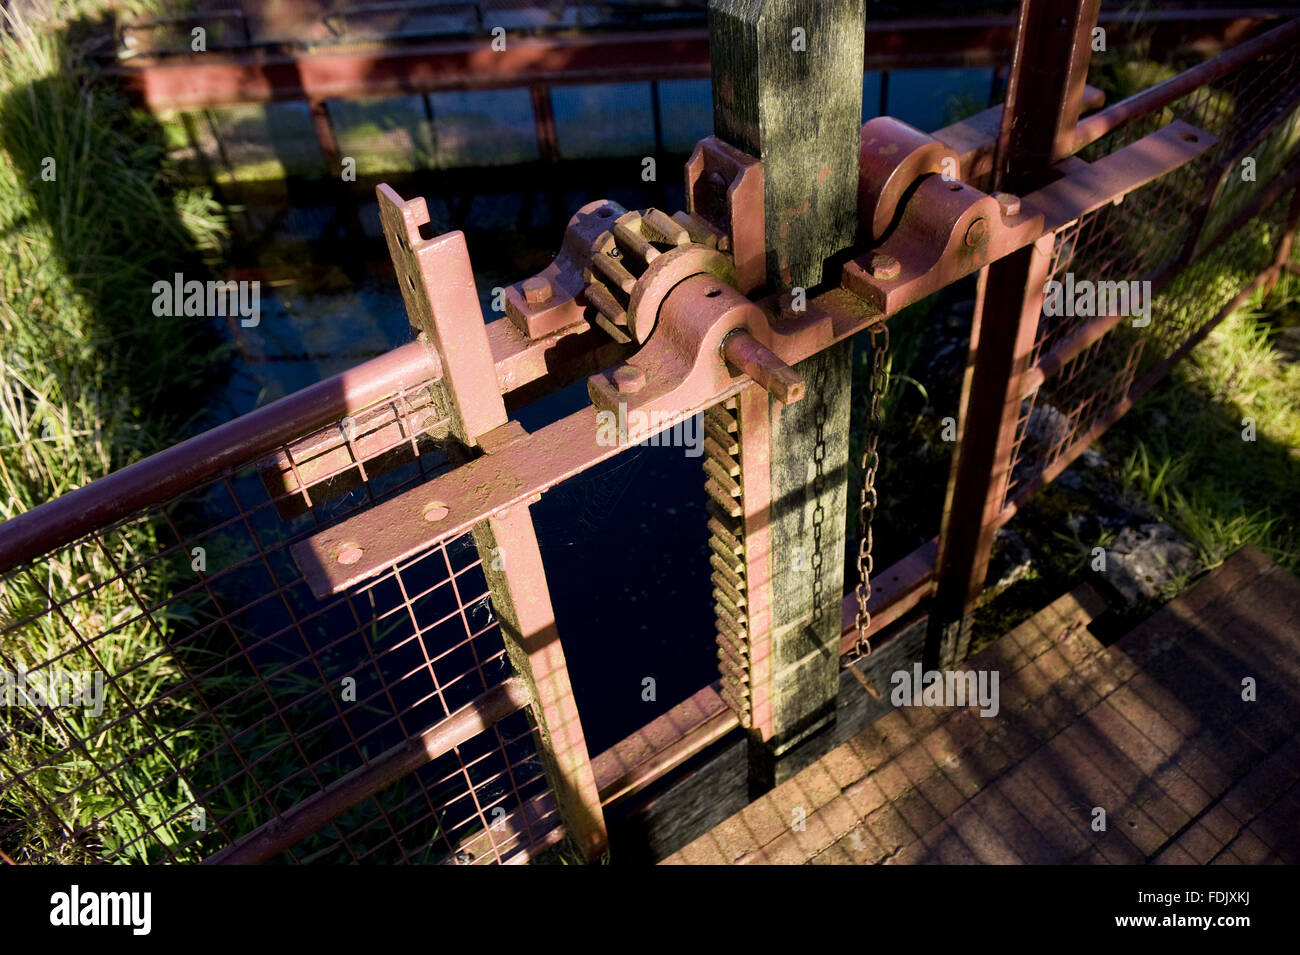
[778,291,798,321]
[870,252,901,281]
[522,276,552,306]
[612,363,645,394]
[337,543,363,565]
[423,501,449,522]
[963,216,988,248]
[993,192,1021,217]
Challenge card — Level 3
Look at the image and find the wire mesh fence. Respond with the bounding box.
[0,377,560,864]
[1003,37,1300,511]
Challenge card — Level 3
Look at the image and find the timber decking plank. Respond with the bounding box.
[660,551,1300,864]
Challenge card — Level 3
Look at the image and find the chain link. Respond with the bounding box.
[847,323,890,663]
[809,365,828,628]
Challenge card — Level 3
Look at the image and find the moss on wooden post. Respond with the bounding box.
[708,0,864,787]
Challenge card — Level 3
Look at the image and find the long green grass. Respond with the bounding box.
[0,0,232,863]
[1110,270,1300,574]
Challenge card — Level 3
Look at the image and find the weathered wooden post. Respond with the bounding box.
[708,0,864,790]
[927,0,1101,668]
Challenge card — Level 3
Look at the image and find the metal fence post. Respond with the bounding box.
[927,0,1101,668]
[377,185,609,860]
[708,0,864,789]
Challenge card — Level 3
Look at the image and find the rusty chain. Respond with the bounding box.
[847,323,890,665]
[809,364,828,630]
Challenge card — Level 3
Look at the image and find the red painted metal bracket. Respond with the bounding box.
[844,118,1216,311]
[503,199,629,341]
[684,136,766,293]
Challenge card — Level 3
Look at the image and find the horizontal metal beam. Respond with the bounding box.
[0,340,430,575]
[0,113,1211,579]
[105,12,1289,111]
[1072,16,1300,154]
[205,677,531,865]
[0,309,623,575]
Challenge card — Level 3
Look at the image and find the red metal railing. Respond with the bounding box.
[4,14,1299,864]
[0,376,561,863]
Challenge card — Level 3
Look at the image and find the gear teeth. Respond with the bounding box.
[705,397,752,727]
[704,478,742,517]
[715,622,749,661]
[707,516,743,555]
[709,553,744,592]
[704,417,740,456]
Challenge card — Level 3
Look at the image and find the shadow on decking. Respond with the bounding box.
[664,545,1300,864]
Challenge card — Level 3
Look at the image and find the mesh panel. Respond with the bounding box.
[1002,39,1300,511]
[0,379,559,864]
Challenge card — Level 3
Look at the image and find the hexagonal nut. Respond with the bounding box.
[869,252,901,281]
[993,192,1021,217]
[522,276,553,306]
[611,363,646,395]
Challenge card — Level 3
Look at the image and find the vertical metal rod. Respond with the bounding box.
[928,236,1054,668]
[204,107,237,182]
[308,97,343,177]
[994,0,1102,192]
[650,79,665,154]
[928,0,1101,669]
[530,85,560,163]
[422,91,439,167]
[1262,185,1300,299]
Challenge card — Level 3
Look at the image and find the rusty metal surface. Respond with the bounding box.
[589,273,822,425]
[844,173,1043,313]
[291,113,1226,599]
[859,116,958,243]
[377,185,506,445]
[377,182,608,859]
[996,0,1102,192]
[0,339,437,576]
[1003,30,1300,520]
[504,200,628,341]
[1,441,556,863]
[623,242,735,345]
[106,12,1288,110]
[684,137,766,294]
[706,396,753,726]
[1025,120,1220,231]
[1072,16,1300,155]
[287,273,896,600]
[925,0,1103,667]
[593,684,740,808]
[933,84,1107,189]
[9,12,1300,867]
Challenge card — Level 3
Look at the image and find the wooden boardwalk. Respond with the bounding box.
[663,546,1300,865]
